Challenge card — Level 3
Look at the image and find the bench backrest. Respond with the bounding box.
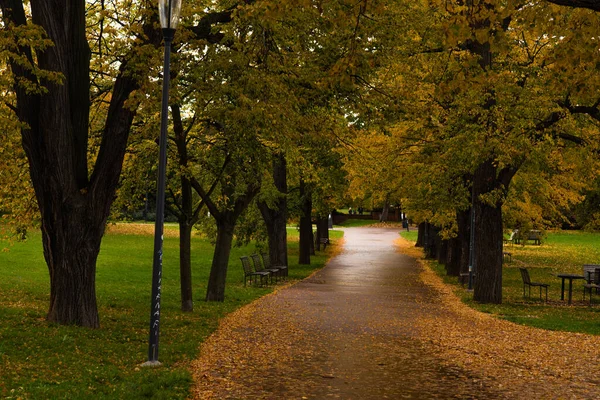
[584,264,600,284]
[251,254,265,272]
[261,252,272,269]
[240,256,253,275]
[519,268,531,285]
[527,230,541,240]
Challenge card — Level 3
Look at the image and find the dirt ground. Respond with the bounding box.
[190,227,600,399]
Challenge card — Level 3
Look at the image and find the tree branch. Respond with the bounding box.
[544,0,600,11]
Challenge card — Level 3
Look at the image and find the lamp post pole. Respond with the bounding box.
[468,186,476,291]
[144,0,182,367]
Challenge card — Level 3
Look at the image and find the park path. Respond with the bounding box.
[191,227,600,399]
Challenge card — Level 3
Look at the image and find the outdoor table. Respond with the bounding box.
[557,273,585,305]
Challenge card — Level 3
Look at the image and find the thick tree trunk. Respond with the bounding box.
[205,220,235,302]
[437,239,448,265]
[172,104,195,312]
[179,218,194,312]
[379,199,390,222]
[446,209,470,276]
[472,160,515,304]
[416,222,426,247]
[197,179,260,302]
[429,225,440,259]
[446,237,461,276]
[44,208,103,328]
[315,216,329,251]
[0,0,144,327]
[458,208,471,275]
[257,153,288,272]
[298,180,312,265]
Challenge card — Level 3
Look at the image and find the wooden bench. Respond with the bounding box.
[519,267,548,301]
[261,252,287,279]
[504,231,516,245]
[251,254,279,284]
[527,230,541,245]
[240,256,270,286]
[509,229,542,245]
[583,264,600,304]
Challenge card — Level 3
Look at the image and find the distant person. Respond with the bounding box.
[348,207,353,215]
[358,207,363,215]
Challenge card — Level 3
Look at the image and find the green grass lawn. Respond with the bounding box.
[0,226,343,399]
[401,230,600,335]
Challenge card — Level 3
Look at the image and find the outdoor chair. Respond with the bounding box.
[261,252,288,279]
[583,267,600,305]
[251,254,279,284]
[240,256,269,287]
[519,267,549,302]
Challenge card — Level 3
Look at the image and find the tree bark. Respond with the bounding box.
[457,208,472,275]
[0,0,147,327]
[544,0,600,11]
[191,173,260,302]
[446,236,461,276]
[257,153,288,272]
[472,160,516,303]
[205,219,236,302]
[298,180,312,265]
[426,224,440,259]
[44,208,102,327]
[172,104,196,312]
[314,216,329,251]
[379,198,390,222]
[416,222,425,247]
[178,218,194,312]
[437,239,448,265]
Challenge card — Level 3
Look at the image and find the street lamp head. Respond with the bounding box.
[158,0,182,32]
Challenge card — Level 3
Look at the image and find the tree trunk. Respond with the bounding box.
[423,223,439,259]
[446,237,461,276]
[172,104,195,312]
[315,216,329,251]
[472,160,515,304]
[379,198,390,222]
[437,239,448,265]
[299,180,312,265]
[44,207,103,328]
[458,208,471,275]
[178,218,194,312]
[416,222,425,247]
[0,0,145,327]
[195,178,260,302]
[257,153,288,272]
[205,220,235,302]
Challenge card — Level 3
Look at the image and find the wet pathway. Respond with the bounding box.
[191,227,504,399]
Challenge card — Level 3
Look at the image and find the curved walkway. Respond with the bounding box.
[191,227,599,399]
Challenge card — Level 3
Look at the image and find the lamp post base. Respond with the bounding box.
[140,360,163,368]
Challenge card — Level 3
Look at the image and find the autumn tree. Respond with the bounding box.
[397,1,600,303]
[0,0,265,325]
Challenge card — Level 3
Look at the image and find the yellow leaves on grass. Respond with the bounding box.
[413,244,600,399]
[105,223,179,238]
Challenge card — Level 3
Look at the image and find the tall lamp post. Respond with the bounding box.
[468,186,476,291]
[144,0,182,367]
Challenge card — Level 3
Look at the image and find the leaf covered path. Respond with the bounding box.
[191,227,599,399]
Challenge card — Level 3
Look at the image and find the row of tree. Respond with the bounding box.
[0,0,397,327]
[342,0,600,304]
[1,0,599,327]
